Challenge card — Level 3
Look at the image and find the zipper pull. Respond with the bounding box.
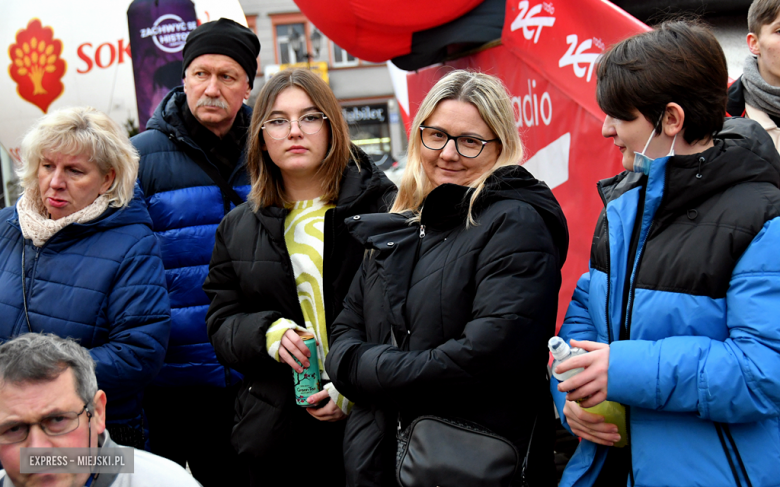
[419,224,426,238]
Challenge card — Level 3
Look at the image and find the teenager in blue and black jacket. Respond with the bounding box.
[552,21,780,487]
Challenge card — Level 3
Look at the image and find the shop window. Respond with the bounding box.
[344,103,392,169]
[270,12,314,65]
[332,43,358,67]
[276,23,306,65]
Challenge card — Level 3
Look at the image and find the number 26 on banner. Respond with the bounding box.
[558,34,600,82]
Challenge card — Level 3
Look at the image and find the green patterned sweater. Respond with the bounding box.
[266,198,353,414]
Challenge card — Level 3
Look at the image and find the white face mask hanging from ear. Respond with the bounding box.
[633,111,678,175]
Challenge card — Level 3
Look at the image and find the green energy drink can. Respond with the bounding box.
[293,331,321,407]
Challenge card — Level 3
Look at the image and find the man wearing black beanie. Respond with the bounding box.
[131,17,260,487]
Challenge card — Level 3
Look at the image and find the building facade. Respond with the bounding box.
[241,0,407,169]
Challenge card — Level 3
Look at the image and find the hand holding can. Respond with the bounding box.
[292,331,322,407]
[279,328,311,372]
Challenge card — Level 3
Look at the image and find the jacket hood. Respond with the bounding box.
[483,165,569,264]
[334,146,397,214]
[145,86,253,142]
[349,164,569,267]
[145,86,188,138]
[8,184,153,247]
[661,117,780,215]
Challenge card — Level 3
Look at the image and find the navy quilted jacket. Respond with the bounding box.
[0,188,170,426]
[132,87,250,387]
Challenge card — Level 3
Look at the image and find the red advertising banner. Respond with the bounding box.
[405,0,649,328]
[502,0,648,119]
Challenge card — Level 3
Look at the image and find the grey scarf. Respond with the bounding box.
[742,55,780,119]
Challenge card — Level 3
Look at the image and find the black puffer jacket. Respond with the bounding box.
[325,165,569,487]
[726,76,746,118]
[203,151,395,458]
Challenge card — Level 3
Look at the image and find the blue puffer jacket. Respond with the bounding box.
[0,188,170,427]
[553,118,780,487]
[131,87,249,387]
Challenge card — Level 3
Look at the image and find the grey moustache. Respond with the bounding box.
[197,97,228,109]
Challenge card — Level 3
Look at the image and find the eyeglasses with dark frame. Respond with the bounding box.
[261,112,329,140]
[419,126,499,158]
[0,403,91,445]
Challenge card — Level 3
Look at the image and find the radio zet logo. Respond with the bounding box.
[8,18,67,113]
[558,34,600,82]
[510,0,556,44]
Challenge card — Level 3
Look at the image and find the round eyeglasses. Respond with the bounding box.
[419,126,499,158]
[0,404,89,444]
[261,112,328,140]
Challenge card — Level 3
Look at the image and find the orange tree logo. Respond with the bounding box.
[8,19,66,113]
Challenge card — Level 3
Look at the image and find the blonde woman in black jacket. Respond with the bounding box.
[203,68,395,486]
[325,70,568,486]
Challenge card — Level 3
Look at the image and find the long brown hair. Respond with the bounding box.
[246,68,356,210]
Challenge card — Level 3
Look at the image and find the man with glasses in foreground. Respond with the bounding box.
[130,17,260,486]
[0,333,201,487]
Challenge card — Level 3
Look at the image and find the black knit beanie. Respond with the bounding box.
[182,18,261,87]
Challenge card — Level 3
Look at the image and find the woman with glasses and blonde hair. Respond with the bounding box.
[204,68,395,485]
[324,69,568,486]
[0,106,170,449]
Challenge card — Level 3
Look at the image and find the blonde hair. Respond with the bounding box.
[18,106,139,208]
[246,68,357,210]
[391,70,523,224]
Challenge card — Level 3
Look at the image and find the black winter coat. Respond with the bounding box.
[325,165,569,487]
[204,152,395,458]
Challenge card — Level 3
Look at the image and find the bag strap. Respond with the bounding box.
[172,137,244,208]
[520,415,538,484]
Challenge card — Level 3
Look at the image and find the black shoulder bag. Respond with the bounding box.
[396,414,537,487]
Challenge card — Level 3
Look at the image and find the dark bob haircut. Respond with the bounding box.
[596,20,727,145]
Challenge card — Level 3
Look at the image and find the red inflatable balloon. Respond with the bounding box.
[294,0,484,61]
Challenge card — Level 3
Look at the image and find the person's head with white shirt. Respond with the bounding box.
[0,333,106,487]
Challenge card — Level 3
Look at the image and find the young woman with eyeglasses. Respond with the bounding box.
[324,70,568,486]
[203,68,395,486]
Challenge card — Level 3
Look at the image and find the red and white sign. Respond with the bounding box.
[405,0,649,327]
[502,0,648,118]
[0,1,246,163]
